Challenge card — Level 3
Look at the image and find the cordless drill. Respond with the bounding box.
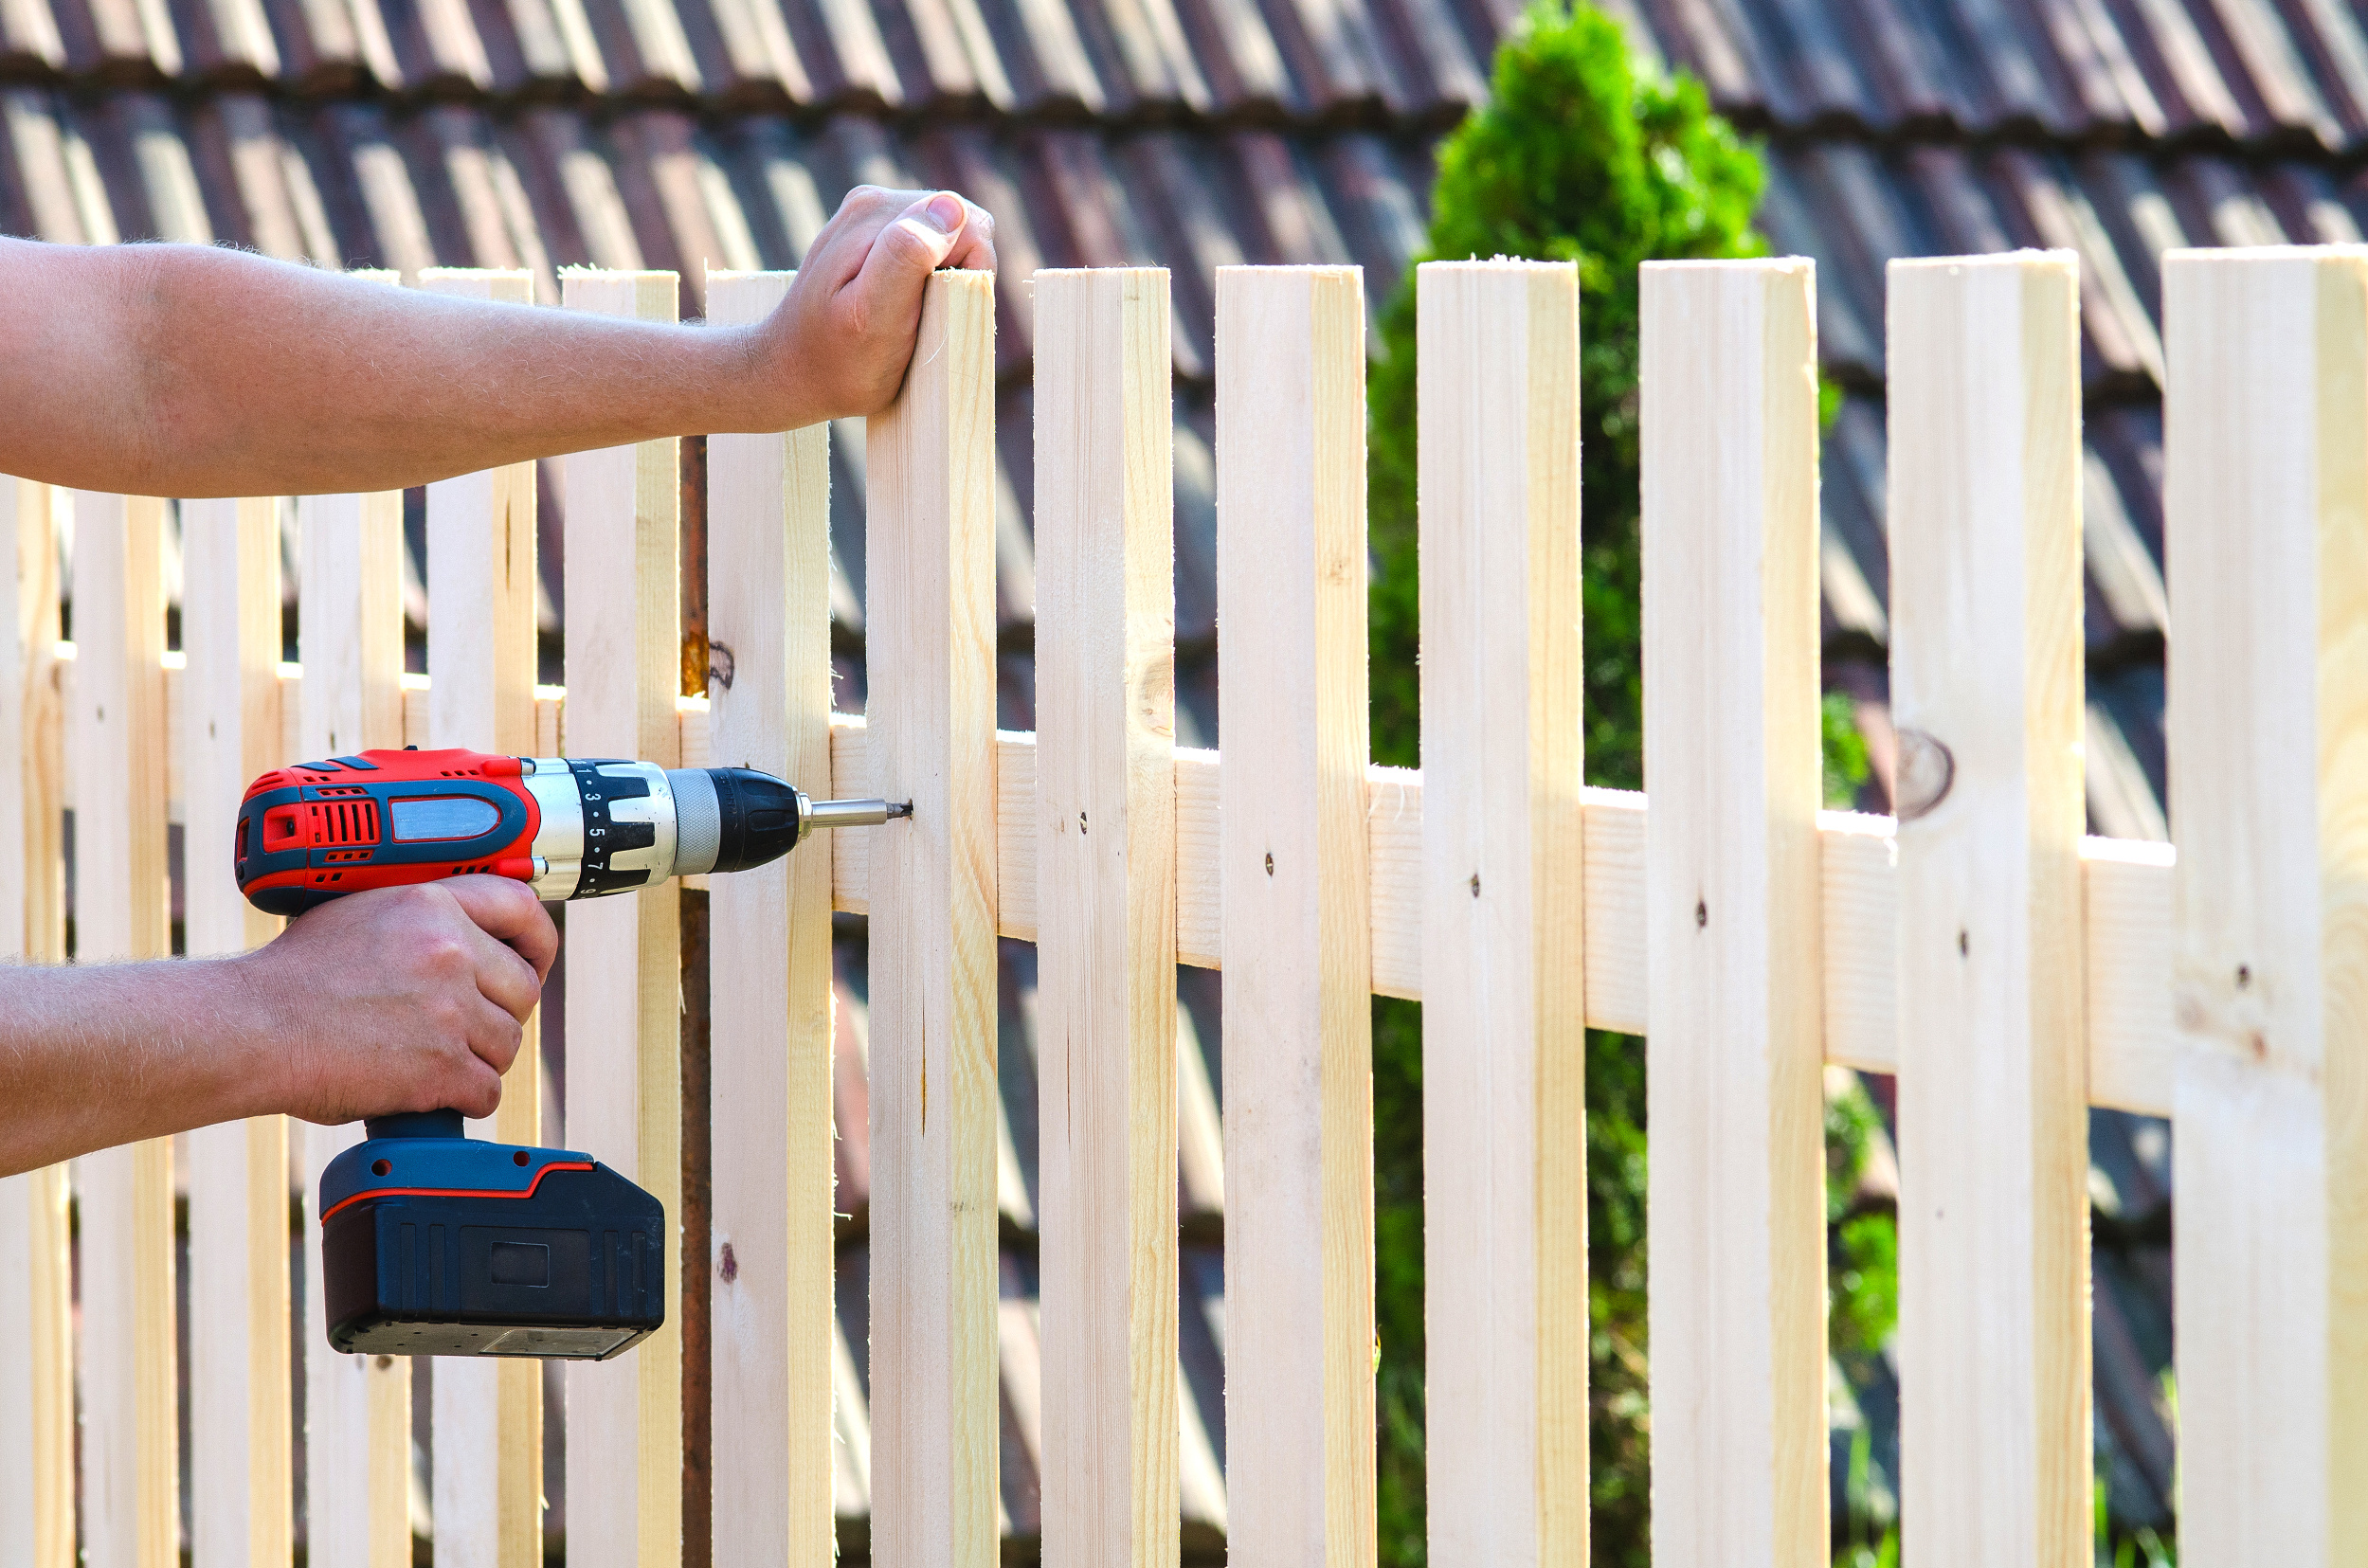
[239,746,907,1360]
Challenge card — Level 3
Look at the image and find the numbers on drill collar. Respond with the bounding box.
[568,759,657,897]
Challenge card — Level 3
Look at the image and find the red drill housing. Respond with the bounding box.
[237,748,541,915]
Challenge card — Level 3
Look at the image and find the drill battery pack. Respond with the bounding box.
[319,1110,665,1361]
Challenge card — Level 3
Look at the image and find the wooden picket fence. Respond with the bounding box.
[0,246,2359,1568]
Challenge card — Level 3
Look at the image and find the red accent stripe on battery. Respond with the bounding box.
[318,1161,594,1225]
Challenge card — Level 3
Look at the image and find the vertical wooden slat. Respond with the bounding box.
[2163,245,2368,1566]
[703,269,837,1568]
[864,267,1001,1568]
[182,494,293,1568]
[1888,253,2089,1568]
[561,267,684,1568]
[1415,259,1586,1565]
[418,265,546,1568]
[70,489,177,1568]
[1637,259,1826,1568]
[1214,263,1375,1567]
[298,481,412,1568]
[1033,266,1179,1568]
[0,475,70,1568]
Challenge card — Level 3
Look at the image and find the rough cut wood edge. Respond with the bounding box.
[420,264,546,1568]
[2163,245,2368,1562]
[180,496,293,1568]
[703,268,838,1568]
[1032,267,1180,1568]
[1887,253,2089,1568]
[69,491,178,1568]
[1215,263,1376,1566]
[560,267,684,1568]
[1416,259,1587,1566]
[864,267,1002,1568]
[0,476,69,1568]
[298,476,413,1568]
[1637,260,1828,1566]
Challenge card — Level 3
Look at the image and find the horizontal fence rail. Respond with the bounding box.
[0,247,2360,1568]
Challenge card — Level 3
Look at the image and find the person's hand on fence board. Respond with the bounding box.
[0,192,994,496]
[750,187,998,428]
[0,876,555,1176]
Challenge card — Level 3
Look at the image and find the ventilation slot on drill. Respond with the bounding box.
[307,800,381,847]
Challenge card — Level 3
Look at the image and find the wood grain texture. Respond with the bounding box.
[702,269,838,1568]
[1414,260,1586,1567]
[1031,268,1180,1568]
[418,266,546,1568]
[864,267,1001,1568]
[561,267,684,1568]
[2163,245,2368,1567]
[179,495,293,1568]
[298,474,413,1568]
[69,490,178,1568]
[0,476,69,1568]
[1637,260,1827,1568]
[1887,253,2088,1568]
[1214,264,1374,1568]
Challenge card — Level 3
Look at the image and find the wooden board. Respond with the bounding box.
[2162,245,2368,1564]
[862,267,1001,1568]
[1413,260,1586,1565]
[179,495,293,1568]
[1030,267,1179,1568]
[701,269,837,1568]
[559,268,683,1568]
[1887,254,2088,1568]
[418,265,545,1568]
[1636,261,1826,1567]
[0,475,70,1568]
[1213,263,1374,1566]
[298,479,413,1568]
[69,490,178,1568]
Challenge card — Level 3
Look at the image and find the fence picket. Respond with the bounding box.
[298,479,412,1568]
[560,268,684,1568]
[702,267,838,1568]
[0,475,70,1568]
[1888,254,2090,1567]
[2163,246,2368,1564]
[1638,259,1827,1567]
[418,266,547,1568]
[864,267,1001,1566]
[70,490,177,1568]
[1214,263,1375,1567]
[1415,259,1586,1565]
[181,495,293,1568]
[1032,266,1180,1568]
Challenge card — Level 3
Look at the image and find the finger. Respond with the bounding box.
[440,1052,504,1120]
[942,201,997,272]
[804,187,923,281]
[465,922,544,1022]
[443,874,559,982]
[843,191,969,315]
[461,998,526,1079]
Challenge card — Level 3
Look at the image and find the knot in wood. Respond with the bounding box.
[1894,728,1955,821]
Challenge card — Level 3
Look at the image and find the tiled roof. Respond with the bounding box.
[13,0,2350,1547]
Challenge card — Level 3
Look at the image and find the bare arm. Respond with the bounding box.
[0,187,995,498]
[0,878,556,1177]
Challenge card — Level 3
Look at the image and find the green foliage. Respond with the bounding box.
[1362,5,1773,1564]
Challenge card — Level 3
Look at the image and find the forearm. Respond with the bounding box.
[0,955,284,1176]
[0,240,792,497]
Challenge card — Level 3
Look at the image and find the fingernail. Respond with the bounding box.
[921,193,965,234]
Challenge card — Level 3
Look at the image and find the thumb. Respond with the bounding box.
[848,192,967,310]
